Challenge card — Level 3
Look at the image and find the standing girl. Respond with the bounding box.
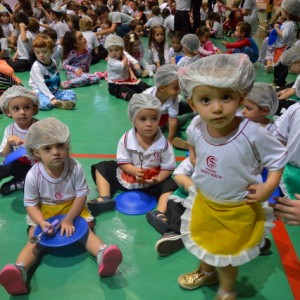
[177,54,287,299]
[0,118,123,296]
[148,25,169,70]
[61,30,105,89]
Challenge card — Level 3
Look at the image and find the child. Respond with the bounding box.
[222,22,259,63]
[29,34,76,111]
[0,118,123,296]
[0,25,9,60]
[177,54,287,299]
[148,25,169,70]
[88,93,178,223]
[177,34,200,67]
[277,45,300,101]
[0,11,14,49]
[197,26,219,57]
[264,0,299,75]
[61,30,104,89]
[168,31,184,64]
[105,34,151,101]
[96,17,111,59]
[242,82,279,133]
[144,6,163,31]
[162,7,174,38]
[143,64,180,144]
[206,12,223,39]
[79,16,100,65]
[0,86,39,195]
[223,0,243,36]
[8,13,39,72]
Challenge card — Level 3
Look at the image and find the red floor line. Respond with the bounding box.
[272,219,300,299]
[71,153,186,161]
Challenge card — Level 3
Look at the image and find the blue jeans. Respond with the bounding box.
[37,89,76,110]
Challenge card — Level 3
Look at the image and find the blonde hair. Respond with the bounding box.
[79,16,93,31]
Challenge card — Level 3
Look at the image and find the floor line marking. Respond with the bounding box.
[272,219,300,299]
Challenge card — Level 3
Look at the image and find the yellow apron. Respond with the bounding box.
[190,191,265,255]
[40,200,92,221]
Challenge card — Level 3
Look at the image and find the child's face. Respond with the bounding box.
[134,25,144,37]
[6,97,36,129]
[34,143,68,172]
[190,86,243,136]
[34,47,53,65]
[101,22,110,30]
[171,37,182,52]
[153,28,165,43]
[108,45,123,59]
[132,41,140,52]
[75,32,87,51]
[242,98,268,123]
[134,109,160,138]
[200,33,209,43]
[1,14,10,24]
[289,61,300,74]
[160,80,180,100]
[234,26,243,39]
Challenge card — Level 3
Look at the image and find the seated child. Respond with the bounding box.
[177,34,200,67]
[222,22,259,63]
[88,94,178,225]
[144,6,163,32]
[42,28,63,67]
[198,26,219,57]
[242,83,279,134]
[0,118,122,296]
[168,31,184,64]
[29,34,76,111]
[143,64,180,144]
[223,0,243,36]
[105,34,151,101]
[0,86,39,195]
[206,12,223,39]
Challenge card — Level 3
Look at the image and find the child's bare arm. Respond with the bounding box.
[144,170,172,185]
[167,117,178,144]
[2,135,24,156]
[277,88,295,100]
[19,23,28,42]
[120,164,144,182]
[26,205,54,233]
[246,169,284,204]
[174,174,193,191]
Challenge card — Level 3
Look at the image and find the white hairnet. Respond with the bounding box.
[25,118,70,159]
[155,64,179,87]
[181,34,200,53]
[178,53,255,99]
[0,85,39,117]
[246,82,279,116]
[280,46,300,66]
[104,34,124,49]
[281,0,300,16]
[128,93,162,123]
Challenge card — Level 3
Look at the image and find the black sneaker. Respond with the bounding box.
[155,232,184,256]
[260,237,271,255]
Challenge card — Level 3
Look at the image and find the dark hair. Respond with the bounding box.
[43,27,58,41]
[0,25,4,38]
[66,14,80,30]
[13,12,29,25]
[129,19,143,31]
[169,30,183,41]
[148,25,165,48]
[197,26,210,38]
[94,5,110,17]
[62,30,77,59]
[80,5,88,14]
[161,8,170,19]
[151,6,160,16]
[18,0,34,17]
[237,22,251,37]
[28,17,40,33]
[123,32,140,56]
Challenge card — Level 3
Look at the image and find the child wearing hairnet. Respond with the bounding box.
[0,118,122,296]
[242,82,279,134]
[176,34,200,67]
[0,86,39,196]
[143,64,180,144]
[176,54,287,299]
[104,34,151,101]
[89,94,178,233]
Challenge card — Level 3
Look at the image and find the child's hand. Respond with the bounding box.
[144,177,159,185]
[245,183,273,204]
[75,68,83,76]
[39,220,56,236]
[19,23,26,29]
[135,168,144,182]
[60,219,75,237]
[130,72,137,81]
[221,41,227,45]
[7,136,24,147]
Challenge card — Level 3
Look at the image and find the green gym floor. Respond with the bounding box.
[0,29,300,300]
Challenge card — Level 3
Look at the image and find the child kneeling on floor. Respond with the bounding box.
[0,118,122,296]
[88,94,178,232]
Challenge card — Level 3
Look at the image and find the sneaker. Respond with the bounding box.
[172,137,189,150]
[260,237,271,255]
[54,100,76,110]
[87,196,116,216]
[97,245,123,277]
[155,232,184,256]
[0,264,27,296]
[146,210,168,234]
[0,179,24,195]
[215,291,237,300]
[178,267,218,290]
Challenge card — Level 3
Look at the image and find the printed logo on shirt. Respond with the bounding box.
[200,155,223,180]
[55,191,63,200]
[150,151,161,163]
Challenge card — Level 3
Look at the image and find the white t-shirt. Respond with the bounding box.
[177,55,200,67]
[1,23,14,39]
[187,115,287,200]
[16,31,35,60]
[82,31,99,49]
[107,57,129,82]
